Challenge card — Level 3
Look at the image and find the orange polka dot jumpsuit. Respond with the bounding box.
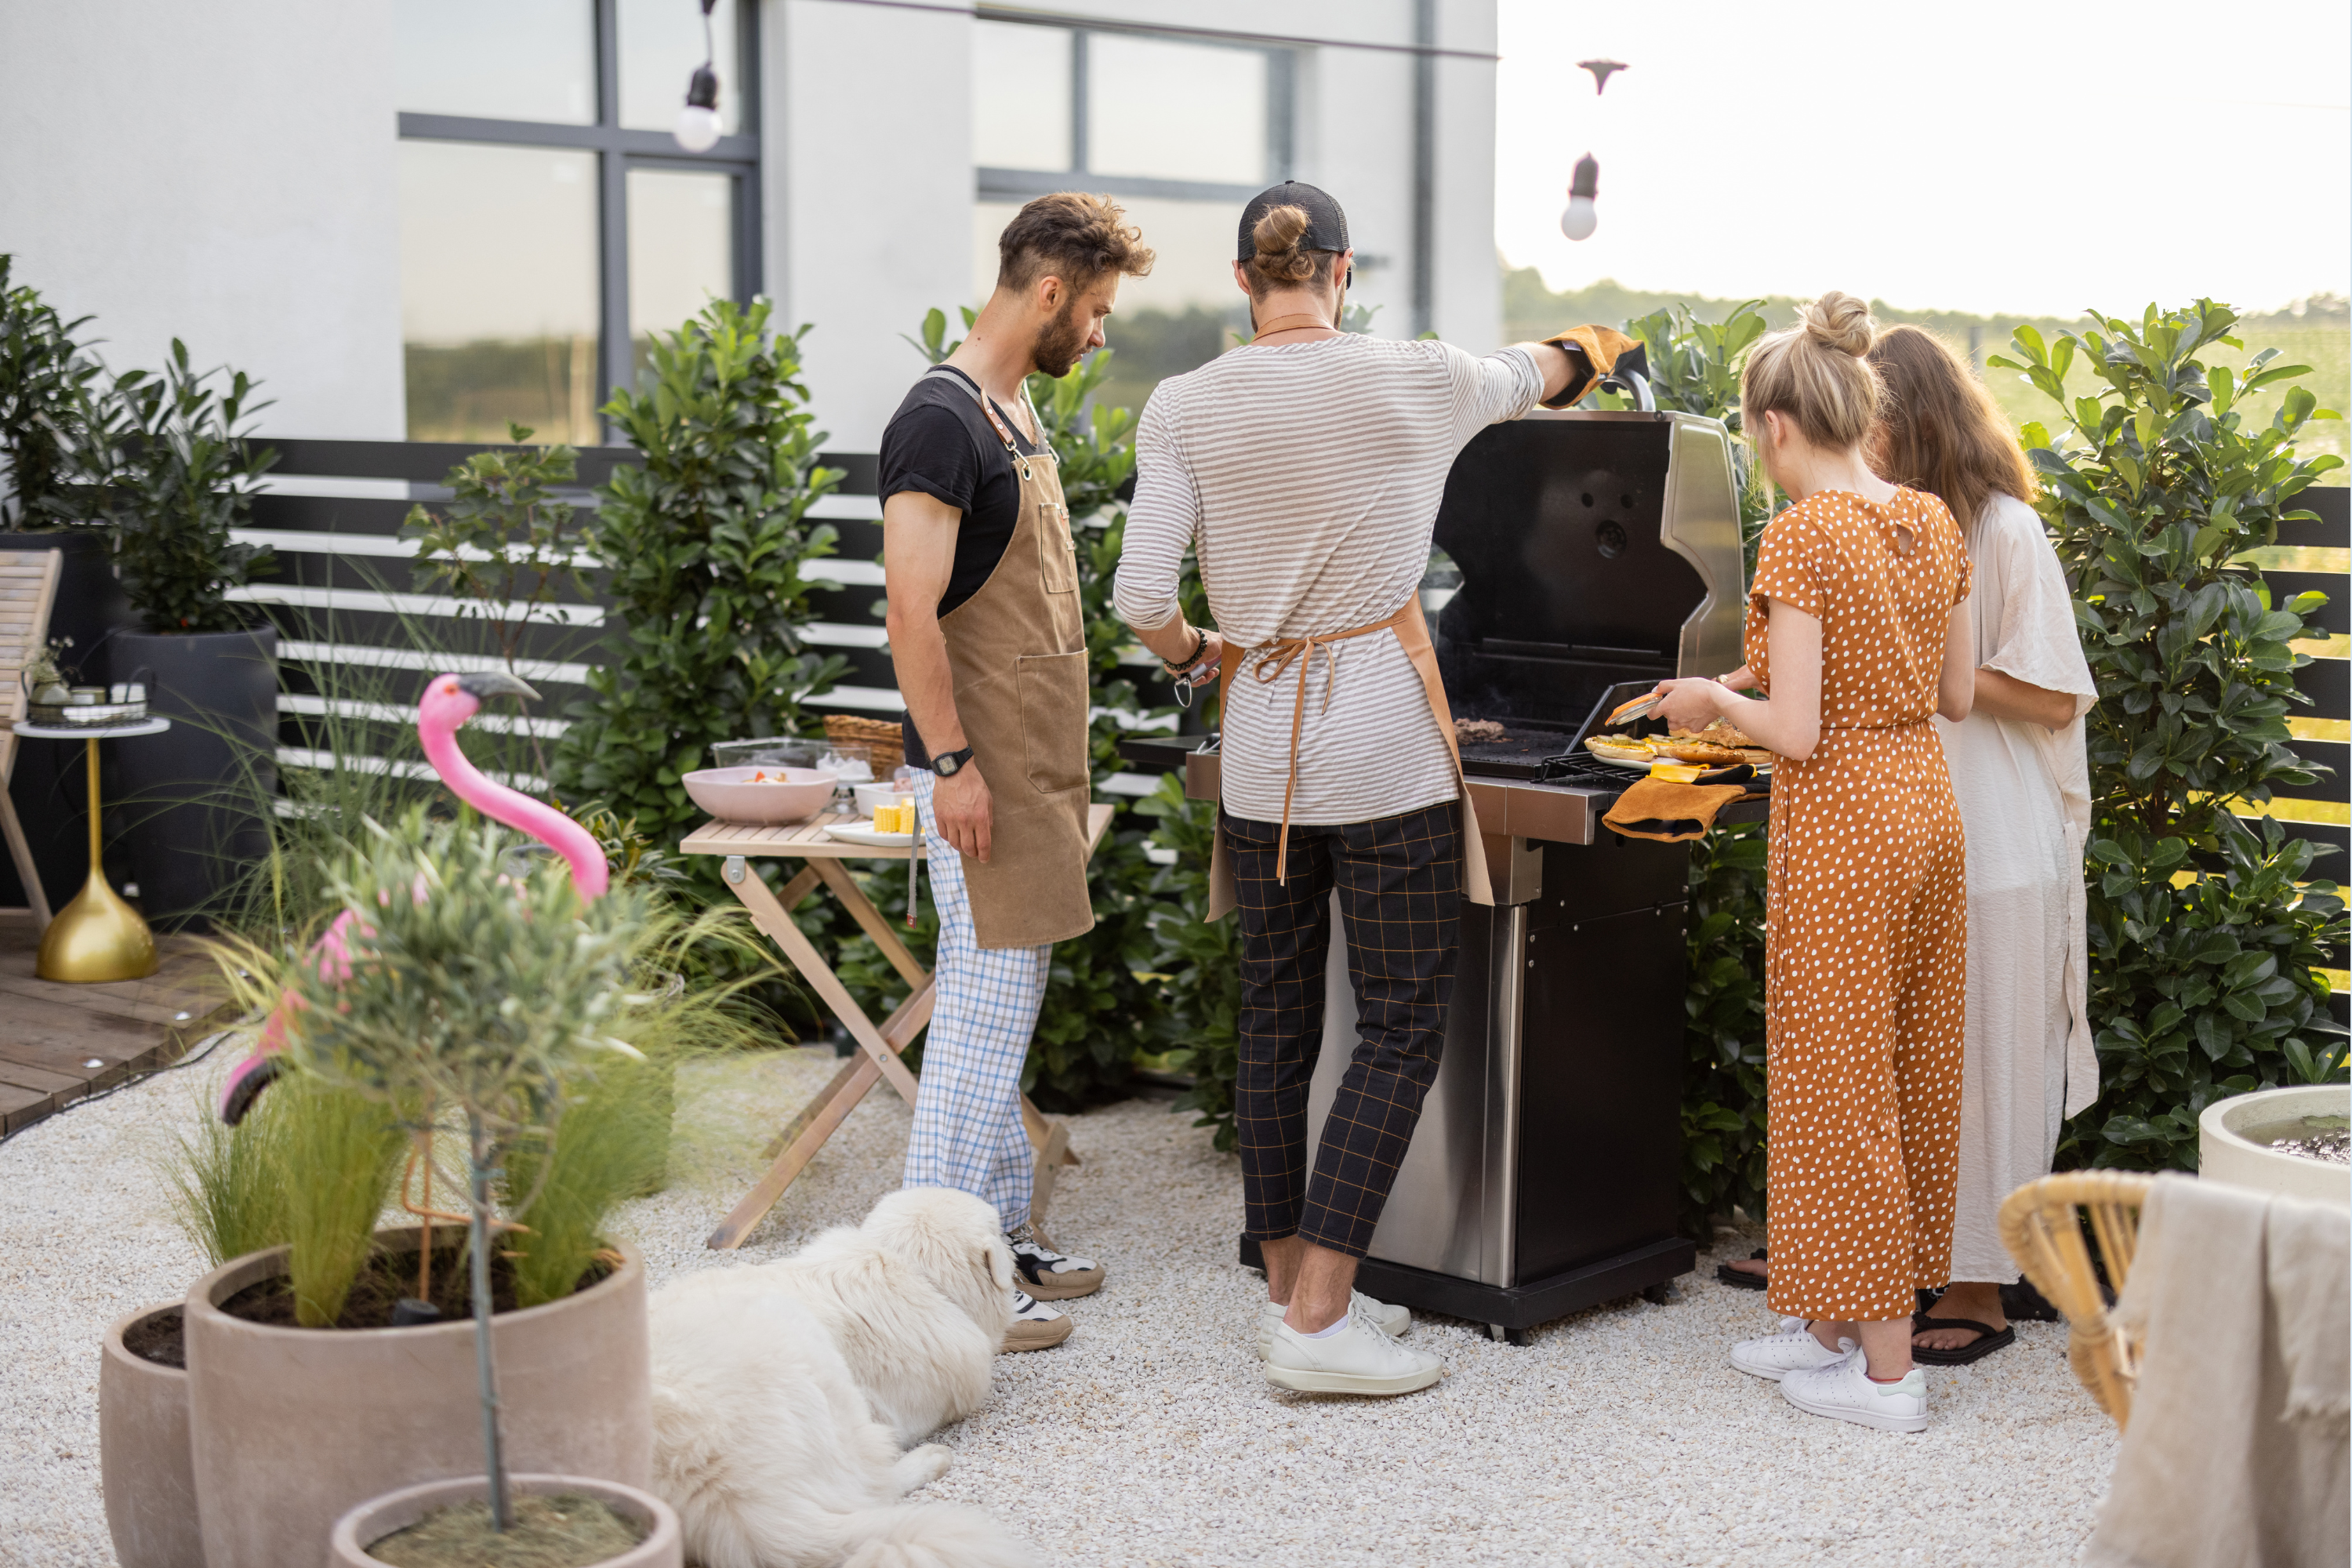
[1749,487,1971,1324]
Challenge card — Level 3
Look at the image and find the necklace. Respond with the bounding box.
[1252,311,1338,339]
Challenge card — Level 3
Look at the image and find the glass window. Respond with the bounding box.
[397,0,756,441]
[395,0,595,124]
[1087,34,1266,186]
[628,167,735,379]
[399,142,601,445]
[617,0,742,135]
[972,20,1072,171]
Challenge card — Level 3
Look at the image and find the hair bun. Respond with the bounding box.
[1253,204,1310,260]
[1802,291,1875,358]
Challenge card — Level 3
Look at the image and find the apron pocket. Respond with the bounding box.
[1016,650,1090,793]
[1039,503,1079,593]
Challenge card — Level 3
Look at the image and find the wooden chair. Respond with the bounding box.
[0,550,62,928]
[1999,1169,2156,1430]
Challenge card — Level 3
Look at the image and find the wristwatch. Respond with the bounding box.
[927,746,975,778]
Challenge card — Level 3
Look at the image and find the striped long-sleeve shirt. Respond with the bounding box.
[1112,335,1541,826]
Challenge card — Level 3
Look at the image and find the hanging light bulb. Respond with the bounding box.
[1560,154,1599,241]
[675,64,721,151]
[1558,60,1624,243]
[673,0,722,151]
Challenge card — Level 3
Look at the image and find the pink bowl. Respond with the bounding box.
[681,764,837,823]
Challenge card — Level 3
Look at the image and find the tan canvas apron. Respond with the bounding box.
[927,367,1095,948]
[1204,595,1494,920]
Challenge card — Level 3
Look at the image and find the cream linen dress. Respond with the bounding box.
[1933,492,2099,1282]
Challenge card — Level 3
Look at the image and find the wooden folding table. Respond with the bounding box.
[683,802,1114,1250]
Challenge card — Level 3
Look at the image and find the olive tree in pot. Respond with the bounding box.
[77,338,281,930]
[182,808,706,1568]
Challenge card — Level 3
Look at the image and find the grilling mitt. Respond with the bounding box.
[1539,325,1642,408]
[1602,770,1751,844]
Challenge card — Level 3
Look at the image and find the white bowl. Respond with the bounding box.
[682,764,838,824]
[2198,1084,2350,1208]
[853,782,916,817]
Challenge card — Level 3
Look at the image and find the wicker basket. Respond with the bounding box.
[821,713,904,777]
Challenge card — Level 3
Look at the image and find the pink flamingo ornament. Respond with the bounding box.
[218,670,608,1123]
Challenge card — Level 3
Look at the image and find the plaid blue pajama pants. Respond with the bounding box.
[899,768,1051,1232]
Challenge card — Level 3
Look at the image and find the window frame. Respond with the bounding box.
[971,13,1294,205]
[395,0,761,429]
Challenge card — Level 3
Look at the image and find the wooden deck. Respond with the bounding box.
[0,924,237,1134]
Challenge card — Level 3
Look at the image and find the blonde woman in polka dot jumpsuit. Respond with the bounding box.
[1651,292,1976,1432]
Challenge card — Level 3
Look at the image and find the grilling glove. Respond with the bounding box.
[1539,325,1643,408]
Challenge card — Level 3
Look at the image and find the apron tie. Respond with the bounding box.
[1243,600,1415,884]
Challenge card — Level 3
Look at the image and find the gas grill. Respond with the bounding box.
[1189,405,1755,1341]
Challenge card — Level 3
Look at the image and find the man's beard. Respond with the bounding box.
[1030,297,1088,379]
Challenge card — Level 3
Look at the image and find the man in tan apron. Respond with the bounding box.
[1112,181,1604,1396]
[881,194,1154,1352]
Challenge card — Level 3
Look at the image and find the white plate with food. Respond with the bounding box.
[822,823,917,849]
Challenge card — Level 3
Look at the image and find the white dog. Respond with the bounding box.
[648,1188,1026,1568]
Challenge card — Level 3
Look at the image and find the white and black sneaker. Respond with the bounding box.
[1004,1288,1072,1352]
[1006,1222,1105,1301]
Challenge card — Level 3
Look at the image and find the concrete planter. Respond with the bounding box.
[184,1229,650,1568]
[328,1475,681,1568]
[2199,1084,2351,1207]
[99,1304,204,1568]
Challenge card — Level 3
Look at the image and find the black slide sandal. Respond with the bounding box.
[1715,1248,1768,1290]
[1911,1314,2016,1365]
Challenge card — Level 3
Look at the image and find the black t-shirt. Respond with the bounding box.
[878,365,1043,766]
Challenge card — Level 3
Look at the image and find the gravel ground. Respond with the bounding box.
[0,1041,2118,1567]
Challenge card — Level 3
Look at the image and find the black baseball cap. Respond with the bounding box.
[1236,181,1350,261]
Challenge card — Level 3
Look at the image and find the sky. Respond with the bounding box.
[1494,0,2352,318]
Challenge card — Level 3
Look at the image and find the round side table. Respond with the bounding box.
[13,717,172,982]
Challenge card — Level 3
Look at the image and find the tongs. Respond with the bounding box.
[1607,692,1661,726]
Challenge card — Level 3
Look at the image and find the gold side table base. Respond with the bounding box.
[38,870,157,982]
[30,730,161,982]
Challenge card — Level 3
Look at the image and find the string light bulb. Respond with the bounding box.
[673,0,723,151]
[1560,154,1599,241]
[1559,60,1625,244]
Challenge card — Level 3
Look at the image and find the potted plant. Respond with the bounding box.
[87,337,281,929]
[179,808,734,1568]
[0,255,140,912]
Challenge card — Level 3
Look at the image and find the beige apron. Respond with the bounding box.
[928,367,1095,948]
[1205,595,1494,920]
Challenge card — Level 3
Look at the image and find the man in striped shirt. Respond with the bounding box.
[1113,181,1582,1398]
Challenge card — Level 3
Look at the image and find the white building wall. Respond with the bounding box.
[768,0,975,454]
[0,0,405,441]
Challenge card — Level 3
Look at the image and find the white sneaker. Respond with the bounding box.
[1263,1304,1442,1396]
[1002,1289,1071,1352]
[1257,1292,1410,1354]
[1729,1317,1858,1381]
[1780,1352,1929,1432]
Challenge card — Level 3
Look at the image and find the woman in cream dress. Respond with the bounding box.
[1868,325,2098,1361]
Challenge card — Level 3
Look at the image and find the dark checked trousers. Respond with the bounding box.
[1225,799,1463,1258]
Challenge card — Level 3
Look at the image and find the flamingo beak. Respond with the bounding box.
[456,670,541,704]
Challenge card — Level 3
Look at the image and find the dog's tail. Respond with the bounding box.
[840,1504,1027,1568]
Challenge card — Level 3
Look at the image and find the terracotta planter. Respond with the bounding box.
[184,1229,650,1568]
[328,1474,681,1568]
[100,1304,205,1568]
